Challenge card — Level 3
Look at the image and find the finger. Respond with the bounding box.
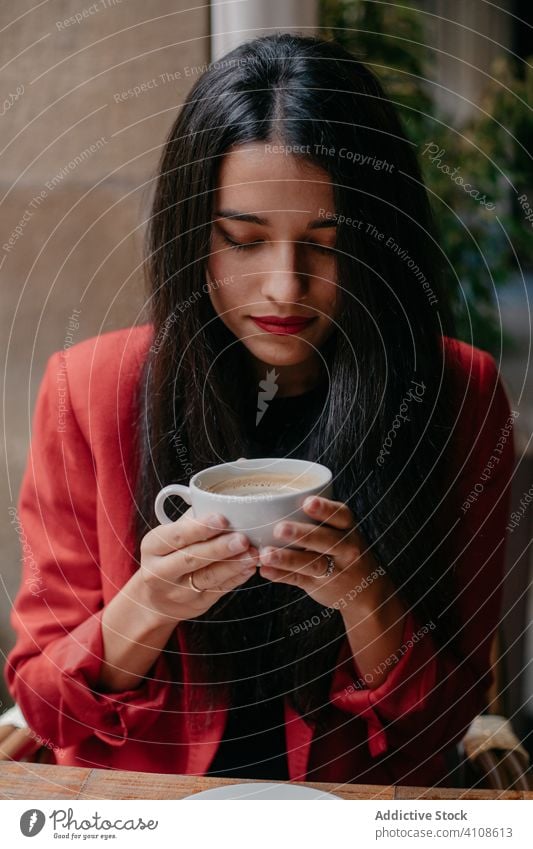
[163,531,255,580]
[301,495,355,530]
[187,549,259,592]
[258,564,307,590]
[259,546,331,579]
[146,511,232,556]
[272,519,355,560]
[206,566,257,596]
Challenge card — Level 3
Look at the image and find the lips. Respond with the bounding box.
[250,315,315,335]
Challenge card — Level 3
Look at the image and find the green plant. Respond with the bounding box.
[319,0,533,353]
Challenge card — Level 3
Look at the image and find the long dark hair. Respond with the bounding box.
[131,32,462,721]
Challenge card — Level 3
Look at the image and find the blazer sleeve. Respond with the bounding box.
[329,349,516,774]
[4,351,174,750]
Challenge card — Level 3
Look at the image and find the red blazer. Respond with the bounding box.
[5,325,515,786]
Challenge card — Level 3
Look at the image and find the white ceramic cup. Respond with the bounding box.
[154,457,333,548]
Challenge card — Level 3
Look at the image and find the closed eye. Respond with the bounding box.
[221,234,335,255]
[222,235,262,252]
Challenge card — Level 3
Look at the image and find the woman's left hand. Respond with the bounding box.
[258,495,385,609]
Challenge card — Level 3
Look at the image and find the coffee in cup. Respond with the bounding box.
[202,473,317,497]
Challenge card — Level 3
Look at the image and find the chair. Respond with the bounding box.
[0,703,55,764]
[454,632,531,790]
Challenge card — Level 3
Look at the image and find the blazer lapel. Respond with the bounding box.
[284,700,315,781]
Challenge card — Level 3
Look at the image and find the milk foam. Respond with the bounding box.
[207,474,304,496]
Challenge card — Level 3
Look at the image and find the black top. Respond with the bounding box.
[206,379,328,780]
[247,377,328,459]
[206,614,289,780]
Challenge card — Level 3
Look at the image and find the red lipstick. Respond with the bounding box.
[250,315,315,335]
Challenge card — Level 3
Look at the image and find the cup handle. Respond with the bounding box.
[154,484,192,525]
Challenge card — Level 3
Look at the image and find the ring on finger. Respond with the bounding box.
[313,554,336,580]
[188,572,202,593]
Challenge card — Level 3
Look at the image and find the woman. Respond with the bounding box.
[5,33,514,786]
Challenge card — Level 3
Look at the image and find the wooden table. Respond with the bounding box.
[0,762,532,800]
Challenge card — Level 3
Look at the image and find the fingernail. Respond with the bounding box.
[228,533,248,553]
[206,513,228,527]
[304,497,319,510]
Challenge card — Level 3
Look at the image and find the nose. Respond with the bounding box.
[259,240,309,305]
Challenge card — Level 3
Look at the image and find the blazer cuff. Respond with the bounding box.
[53,609,174,748]
[329,610,437,757]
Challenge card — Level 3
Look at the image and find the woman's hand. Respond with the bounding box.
[257,495,387,611]
[138,508,259,623]
[258,495,409,690]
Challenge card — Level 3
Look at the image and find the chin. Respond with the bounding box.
[246,342,313,367]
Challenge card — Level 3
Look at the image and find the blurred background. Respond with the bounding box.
[1,0,532,762]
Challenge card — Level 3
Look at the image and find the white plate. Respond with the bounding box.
[184,782,341,800]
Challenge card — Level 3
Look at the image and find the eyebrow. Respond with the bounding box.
[214,208,337,230]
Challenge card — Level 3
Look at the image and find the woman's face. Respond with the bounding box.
[207,142,340,394]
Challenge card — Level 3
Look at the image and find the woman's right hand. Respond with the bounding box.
[137,508,259,622]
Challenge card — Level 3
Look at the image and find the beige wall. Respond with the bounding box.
[0,0,209,707]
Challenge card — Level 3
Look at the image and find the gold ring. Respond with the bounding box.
[188,573,202,593]
[314,554,335,579]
